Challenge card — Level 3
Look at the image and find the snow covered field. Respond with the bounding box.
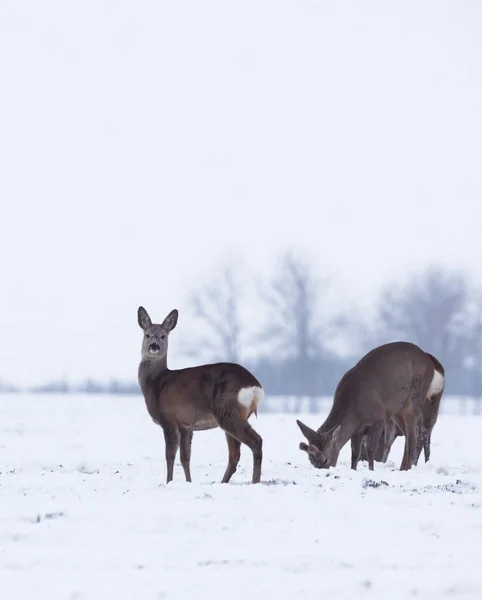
[1,394,482,600]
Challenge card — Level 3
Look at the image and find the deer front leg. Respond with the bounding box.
[350,431,363,470]
[179,428,193,483]
[366,421,385,471]
[379,419,399,463]
[163,425,180,484]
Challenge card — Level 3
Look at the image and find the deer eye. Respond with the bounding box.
[145,333,150,339]
[160,334,166,340]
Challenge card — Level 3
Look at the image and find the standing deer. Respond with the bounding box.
[296,341,445,472]
[137,306,264,484]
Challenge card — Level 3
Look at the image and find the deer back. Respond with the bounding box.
[329,341,438,427]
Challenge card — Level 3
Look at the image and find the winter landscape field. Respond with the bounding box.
[1,394,482,599]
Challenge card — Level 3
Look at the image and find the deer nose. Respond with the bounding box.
[149,342,161,353]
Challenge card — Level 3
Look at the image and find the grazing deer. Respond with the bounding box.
[137,306,264,484]
[296,341,445,472]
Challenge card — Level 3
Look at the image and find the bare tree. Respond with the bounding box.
[259,251,341,408]
[372,265,472,378]
[186,263,243,363]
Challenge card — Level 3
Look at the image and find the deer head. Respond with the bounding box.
[296,419,341,469]
[138,306,179,361]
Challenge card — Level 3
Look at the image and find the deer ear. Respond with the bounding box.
[296,419,316,442]
[162,309,178,332]
[138,306,152,331]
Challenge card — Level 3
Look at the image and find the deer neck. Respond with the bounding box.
[138,356,169,385]
[319,412,360,466]
[336,421,358,449]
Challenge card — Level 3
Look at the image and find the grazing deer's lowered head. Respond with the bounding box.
[297,421,341,468]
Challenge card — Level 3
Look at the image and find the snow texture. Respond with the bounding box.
[1,394,482,599]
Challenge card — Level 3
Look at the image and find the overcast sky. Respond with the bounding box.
[1,1,482,386]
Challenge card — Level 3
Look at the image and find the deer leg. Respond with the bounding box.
[221,433,242,483]
[350,432,363,470]
[380,420,399,463]
[373,430,386,463]
[243,423,263,484]
[216,412,262,484]
[423,422,433,463]
[163,425,180,484]
[423,438,430,462]
[405,414,417,471]
[392,414,409,471]
[374,419,394,463]
[367,421,385,471]
[360,436,369,463]
[423,391,442,463]
[413,421,425,466]
[411,403,425,467]
[179,428,193,483]
[396,406,417,471]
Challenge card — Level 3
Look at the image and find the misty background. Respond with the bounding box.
[1,2,482,405]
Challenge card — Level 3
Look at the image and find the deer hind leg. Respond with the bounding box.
[395,404,419,471]
[221,433,242,483]
[240,422,262,484]
[179,428,193,483]
[215,409,262,484]
[411,403,424,467]
[163,424,180,484]
[423,427,431,463]
[423,391,443,463]
[413,418,426,466]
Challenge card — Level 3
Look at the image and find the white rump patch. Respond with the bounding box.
[237,386,264,411]
[428,369,444,397]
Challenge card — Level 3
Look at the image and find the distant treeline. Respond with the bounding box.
[0,378,139,395]
[3,252,482,399]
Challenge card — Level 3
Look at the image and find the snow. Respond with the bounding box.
[1,394,482,599]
